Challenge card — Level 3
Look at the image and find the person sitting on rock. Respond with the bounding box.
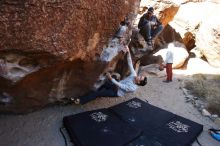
[138,7,163,49]
[72,46,147,105]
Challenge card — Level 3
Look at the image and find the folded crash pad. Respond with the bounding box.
[110,98,203,146]
[63,108,141,146]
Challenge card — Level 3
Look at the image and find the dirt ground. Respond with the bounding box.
[0,70,220,146]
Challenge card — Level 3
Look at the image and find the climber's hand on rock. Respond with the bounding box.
[122,45,130,54]
[106,72,112,80]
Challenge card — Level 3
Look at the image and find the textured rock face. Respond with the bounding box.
[140,54,164,66]
[0,0,139,113]
[0,0,138,60]
[170,2,220,67]
[155,24,183,49]
[1,60,106,113]
[196,4,220,67]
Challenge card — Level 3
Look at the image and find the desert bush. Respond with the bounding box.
[184,74,220,115]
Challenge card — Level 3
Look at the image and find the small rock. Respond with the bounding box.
[193,96,198,100]
[198,105,205,112]
[182,88,188,95]
[192,100,196,106]
[214,118,220,126]
[211,114,219,118]
[187,94,194,99]
[202,109,211,117]
[210,114,219,121]
[194,101,201,108]
[185,98,192,103]
[177,78,182,82]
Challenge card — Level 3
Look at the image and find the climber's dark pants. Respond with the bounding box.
[79,81,118,104]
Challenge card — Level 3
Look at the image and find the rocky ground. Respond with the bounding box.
[0,70,220,146]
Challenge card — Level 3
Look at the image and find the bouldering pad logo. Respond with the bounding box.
[90,112,108,122]
[127,101,142,109]
[167,121,190,133]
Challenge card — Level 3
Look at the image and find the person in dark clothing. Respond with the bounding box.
[138,7,163,49]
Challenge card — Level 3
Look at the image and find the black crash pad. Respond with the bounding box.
[127,132,168,146]
[111,98,203,146]
[148,115,203,146]
[110,98,176,131]
[127,116,203,146]
[63,108,141,146]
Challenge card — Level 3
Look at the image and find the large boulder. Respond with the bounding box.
[169,2,205,51]
[170,1,220,67]
[196,4,220,67]
[187,58,220,74]
[0,0,139,113]
[154,42,189,68]
[0,0,139,60]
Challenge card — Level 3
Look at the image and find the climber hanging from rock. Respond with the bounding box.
[138,7,163,50]
[71,46,147,105]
